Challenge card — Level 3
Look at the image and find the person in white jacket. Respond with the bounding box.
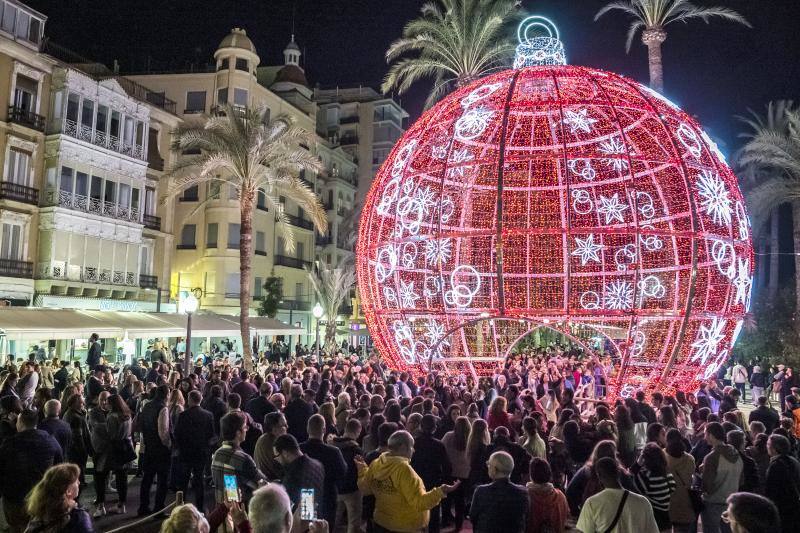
[700,422,743,533]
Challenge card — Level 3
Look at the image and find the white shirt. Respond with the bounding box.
[576,488,659,533]
[733,364,748,384]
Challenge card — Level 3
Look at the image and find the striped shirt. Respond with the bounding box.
[634,468,676,512]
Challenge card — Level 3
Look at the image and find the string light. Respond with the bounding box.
[356,17,753,397]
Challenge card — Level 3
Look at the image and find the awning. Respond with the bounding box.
[0,309,304,341]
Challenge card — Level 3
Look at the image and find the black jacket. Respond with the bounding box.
[203,397,228,436]
[411,432,452,489]
[331,436,363,494]
[470,478,529,533]
[137,399,170,459]
[749,405,780,434]
[175,405,215,462]
[765,454,800,533]
[488,437,531,484]
[245,395,277,427]
[300,438,347,525]
[86,341,101,369]
[285,398,315,442]
[38,417,72,456]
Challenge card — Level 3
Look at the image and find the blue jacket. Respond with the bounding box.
[470,478,529,533]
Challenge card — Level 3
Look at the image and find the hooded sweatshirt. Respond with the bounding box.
[701,443,743,504]
[357,452,445,532]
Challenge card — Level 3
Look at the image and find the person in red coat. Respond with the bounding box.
[487,397,515,439]
[527,458,569,533]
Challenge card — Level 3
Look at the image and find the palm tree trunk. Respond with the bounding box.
[793,200,800,330]
[642,29,667,93]
[239,191,256,371]
[325,320,337,353]
[768,209,780,299]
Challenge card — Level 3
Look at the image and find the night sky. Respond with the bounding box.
[27,0,800,154]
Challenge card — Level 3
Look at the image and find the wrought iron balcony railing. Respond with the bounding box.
[0,259,33,279]
[0,182,38,205]
[7,105,45,131]
[273,255,312,269]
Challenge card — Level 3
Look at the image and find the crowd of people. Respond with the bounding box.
[0,336,798,533]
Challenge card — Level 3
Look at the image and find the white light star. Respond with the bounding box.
[690,317,727,365]
[598,136,629,172]
[413,186,437,216]
[562,108,597,134]
[697,170,732,226]
[424,238,453,265]
[398,280,421,309]
[597,193,629,224]
[604,279,634,310]
[424,319,450,347]
[733,257,752,310]
[571,235,605,266]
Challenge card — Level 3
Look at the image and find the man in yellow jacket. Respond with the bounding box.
[355,430,459,533]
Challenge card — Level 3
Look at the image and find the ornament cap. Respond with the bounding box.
[513,15,566,68]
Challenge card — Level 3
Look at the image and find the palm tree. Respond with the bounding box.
[738,109,800,327]
[167,105,326,369]
[595,0,750,93]
[307,263,357,354]
[382,0,520,109]
[736,101,796,299]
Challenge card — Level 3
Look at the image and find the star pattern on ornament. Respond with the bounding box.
[598,136,629,172]
[398,280,420,309]
[571,235,604,266]
[562,108,597,134]
[696,170,732,226]
[413,186,437,216]
[597,193,629,224]
[733,257,752,309]
[604,279,634,310]
[424,238,453,266]
[690,317,727,365]
[424,319,450,348]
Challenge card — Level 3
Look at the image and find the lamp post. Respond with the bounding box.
[183,294,199,375]
[313,303,323,361]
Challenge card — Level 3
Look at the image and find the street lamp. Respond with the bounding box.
[183,294,199,374]
[312,303,323,361]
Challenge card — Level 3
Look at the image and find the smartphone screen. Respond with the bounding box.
[300,488,316,521]
[223,474,240,503]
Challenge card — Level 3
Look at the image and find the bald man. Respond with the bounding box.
[469,451,529,533]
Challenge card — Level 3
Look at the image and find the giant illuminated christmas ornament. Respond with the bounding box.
[356,17,753,397]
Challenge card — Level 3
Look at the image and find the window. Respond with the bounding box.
[110,111,120,138]
[227,223,240,249]
[219,57,230,71]
[90,176,102,199]
[0,223,22,260]
[1,3,15,34]
[28,17,40,44]
[206,223,218,248]
[225,273,240,297]
[14,9,27,39]
[297,242,305,261]
[208,181,221,199]
[217,88,228,105]
[139,245,151,276]
[6,148,30,185]
[255,231,265,253]
[75,172,88,197]
[254,276,263,298]
[131,187,140,210]
[233,88,248,108]
[13,74,36,112]
[181,184,199,201]
[103,180,115,204]
[145,187,156,215]
[235,58,249,72]
[59,166,73,193]
[185,91,206,113]
[295,283,303,301]
[180,224,196,247]
[228,184,238,200]
[118,183,131,208]
[80,98,94,128]
[96,105,108,133]
[66,93,79,123]
[257,188,267,210]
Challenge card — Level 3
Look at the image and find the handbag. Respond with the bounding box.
[675,469,704,515]
[112,436,137,465]
[603,490,629,533]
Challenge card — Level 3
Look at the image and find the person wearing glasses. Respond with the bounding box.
[721,492,781,533]
[211,411,266,513]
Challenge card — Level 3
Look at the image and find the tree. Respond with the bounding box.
[736,101,797,300]
[307,263,357,354]
[594,0,750,93]
[738,109,800,329]
[167,105,326,369]
[258,277,283,318]
[382,0,520,109]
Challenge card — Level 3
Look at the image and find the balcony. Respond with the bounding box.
[176,244,196,250]
[0,182,38,205]
[340,115,360,125]
[38,262,139,287]
[316,235,331,246]
[340,134,359,146]
[41,190,141,223]
[143,214,161,231]
[278,299,312,311]
[285,213,314,231]
[255,249,267,256]
[274,254,312,269]
[62,119,146,161]
[139,274,158,289]
[0,259,33,279]
[8,105,45,131]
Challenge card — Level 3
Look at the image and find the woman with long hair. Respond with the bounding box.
[487,396,513,437]
[665,428,696,533]
[0,372,19,400]
[634,442,676,531]
[62,394,93,489]
[565,439,635,515]
[362,413,385,455]
[318,402,338,439]
[466,418,491,509]
[25,463,93,532]
[96,394,133,516]
[442,416,471,531]
[550,408,573,442]
[160,503,209,533]
[335,392,351,435]
[436,404,461,439]
[614,404,636,467]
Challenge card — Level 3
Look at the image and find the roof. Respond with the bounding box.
[273,64,309,88]
[218,28,257,54]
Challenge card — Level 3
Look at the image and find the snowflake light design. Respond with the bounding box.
[424,238,453,265]
[562,108,597,134]
[571,234,604,265]
[604,279,634,310]
[598,136,629,172]
[454,107,494,141]
[696,170,732,226]
[424,319,450,348]
[690,318,727,365]
[733,257,752,309]
[398,280,420,309]
[597,193,629,224]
